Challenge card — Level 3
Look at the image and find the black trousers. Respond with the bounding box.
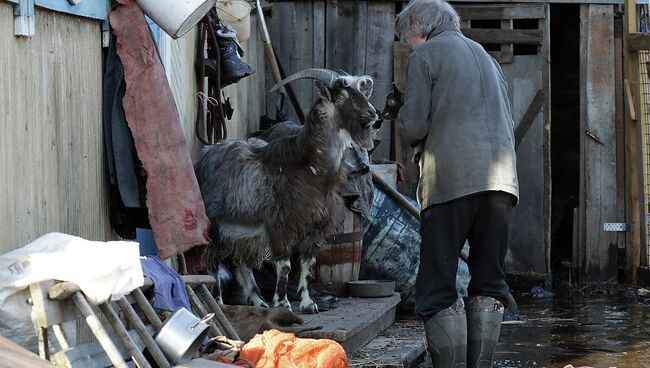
[415,191,514,319]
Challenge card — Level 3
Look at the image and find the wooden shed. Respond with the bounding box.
[266,0,646,286]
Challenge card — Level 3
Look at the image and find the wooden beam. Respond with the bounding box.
[624,0,643,283]
[455,4,546,20]
[514,90,547,149]
[461,28,542,45]
[541,5,552,287]
[615,13,627,258]
[627,32,650,51]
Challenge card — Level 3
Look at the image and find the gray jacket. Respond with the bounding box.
[397,23,519,210]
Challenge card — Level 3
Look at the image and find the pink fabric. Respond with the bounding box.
[110,2,210,259]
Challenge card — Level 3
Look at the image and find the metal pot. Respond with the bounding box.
[154,307,214,364]
[347,280,396,298]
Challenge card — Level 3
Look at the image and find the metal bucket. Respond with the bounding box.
[136,0,216,39]
[216,0,252,42]
[154,308,213,364]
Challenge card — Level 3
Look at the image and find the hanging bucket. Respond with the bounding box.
[136,0,216,39]
[216,0,252,43]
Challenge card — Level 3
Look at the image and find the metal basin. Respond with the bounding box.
[347,280,395,298]
[154,307,213,364]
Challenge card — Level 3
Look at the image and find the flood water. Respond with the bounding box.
[494,294,650,368]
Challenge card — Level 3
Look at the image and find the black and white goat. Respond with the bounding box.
[195,69,378,313]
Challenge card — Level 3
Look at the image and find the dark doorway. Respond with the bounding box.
[550,4,581,285]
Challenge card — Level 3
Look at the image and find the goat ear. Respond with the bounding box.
[392,82,402,95]
[315,81,332,102]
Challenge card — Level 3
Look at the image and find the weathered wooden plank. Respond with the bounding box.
[325,0,358,72]
[614,15,626,255]
[488,50,515,64]
[627,32,650,51]
[365,1,395,161]
[0,4,112,255]
[168,28,204,159]
[222,13,265,138]
[297,293,400,354]
[353,1,368,77]
[540,5,552,283]
[500,19,514,63]
[503,55,546,275]
[455,4,546,20]
[293,0,315,113]
[514,90,546,149]
[579,4,617,282]
[624,0,643,283]
[461,28,542,45]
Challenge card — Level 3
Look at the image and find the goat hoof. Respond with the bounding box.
[252,299,270,308]
[300,302,319,314]
[273,299,293,311]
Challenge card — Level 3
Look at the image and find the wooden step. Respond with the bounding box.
[349,317,427,368]
[294,293,400,354]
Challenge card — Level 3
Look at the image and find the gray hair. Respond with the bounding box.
[395,0,460,45]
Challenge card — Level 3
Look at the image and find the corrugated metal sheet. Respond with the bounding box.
[0,4,112,254]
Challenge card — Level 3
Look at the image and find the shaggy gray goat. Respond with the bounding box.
[195,69,378,313]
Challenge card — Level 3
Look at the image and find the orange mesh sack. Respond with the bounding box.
[238,329,350,368]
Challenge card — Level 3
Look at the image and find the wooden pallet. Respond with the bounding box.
[455,4,546,64]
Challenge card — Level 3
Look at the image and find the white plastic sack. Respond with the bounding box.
[0,232,144,351]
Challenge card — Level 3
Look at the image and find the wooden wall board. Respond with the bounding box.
[579,4,618,282]
[0,4,112,253]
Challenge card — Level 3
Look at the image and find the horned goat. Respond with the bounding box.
[195,69,378,313]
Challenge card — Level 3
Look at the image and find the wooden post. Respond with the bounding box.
[624,0,644,283]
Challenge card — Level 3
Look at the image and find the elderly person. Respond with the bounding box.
[394,0,519,367]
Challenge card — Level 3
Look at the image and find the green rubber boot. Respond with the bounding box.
[423,298,467,368]
[466,296,505,368]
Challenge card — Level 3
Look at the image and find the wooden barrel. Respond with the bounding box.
[315,209,363,296]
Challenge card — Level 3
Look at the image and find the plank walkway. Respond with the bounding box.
[294,293,400,354]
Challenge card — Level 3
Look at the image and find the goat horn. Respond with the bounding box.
[270,68,340,92]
